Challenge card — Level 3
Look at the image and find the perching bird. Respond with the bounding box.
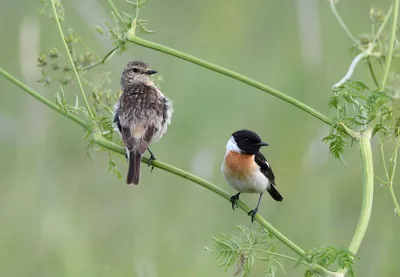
[221,129,283,222]
[113,61,173,185]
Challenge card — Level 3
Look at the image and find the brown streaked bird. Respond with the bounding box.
[113,61,173,185]
[221,130,283,223]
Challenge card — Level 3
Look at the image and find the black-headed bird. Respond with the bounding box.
[114,61,173,185]
[221,130,283,222]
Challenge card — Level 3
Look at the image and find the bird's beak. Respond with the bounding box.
[145,69,158,75]
[257,142,269,147]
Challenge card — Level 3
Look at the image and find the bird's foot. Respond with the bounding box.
[247,208,258,223]
[147,149,156,173]
[230,192,241,210]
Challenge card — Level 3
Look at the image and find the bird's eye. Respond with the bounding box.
[132,67,139,73]
[244,139,249,142]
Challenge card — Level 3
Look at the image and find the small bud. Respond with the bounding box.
[37,53,47,67]
[95,26,104,35]
[63,65,72,72]
[59,75,73,86]
[370,8,385,23]
[358,34,372,46]
[52,62,60,70]
[48,47,59,59]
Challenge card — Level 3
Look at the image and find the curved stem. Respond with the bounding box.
[373,4,393,43]
[106,0,125,25]
[243,248,309,265]
[329,1,357,43]
[380,0,399,89]
[339,133,374,276]
[51,0,93,119]
[0,67,314,267]
[126,34,332,126]
[0,68,91,131]
[332,47,373,89]
[94,133,305,254]
[389,186,400,217]
[95,134,336,277]
[80,45,120,71]
[367,58,379,88]
[388,138,400,217]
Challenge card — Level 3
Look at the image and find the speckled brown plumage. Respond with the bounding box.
[114,61,173,185]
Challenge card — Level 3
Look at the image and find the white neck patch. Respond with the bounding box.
[226,136,241,153]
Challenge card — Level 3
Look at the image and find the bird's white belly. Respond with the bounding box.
[222,163,269,193]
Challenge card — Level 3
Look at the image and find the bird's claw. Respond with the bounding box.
[247,208,258,223]
[147,152,156,173]
[230,193,240,210]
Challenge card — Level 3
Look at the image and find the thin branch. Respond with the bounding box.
[332,44,374,89]
[125,35,332,126]
[94,132,308,255]
[367,58,379,87]
[329,0,357,44]
[389,186,400,217]
[95,133,335,277]
[242,248,309,266]
[373,4,394,44]
[380,0,399,89]
[388,138,400,217]
[0,68,91,131]
[380,141,390,180]
[106,0,125,25]
[80,45,120,71]
[50,0,94,118]
[0,67,311,263]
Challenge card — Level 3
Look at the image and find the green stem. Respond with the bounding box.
[0,67,315,268]
[380,0,399,89]
[92,134,329,267]
[329,0,357,43]
[96,134,335,277]
[94,134,303,252]
[339,133,374,276]
[367,58,379,87]
[126,34,332,126]
[0,68,91,131]
[106,0,125,25]
[51,0,93,119]
[80,45,120,71]
[388,139,400,217]
[389,186,400,217]
[373,4,393,43]
[244,248,308,265]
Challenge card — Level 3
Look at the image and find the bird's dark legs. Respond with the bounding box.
[248,193,263,223]
[230,192,241,210]
[147,148,156,172]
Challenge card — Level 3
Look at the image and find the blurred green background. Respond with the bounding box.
[1,0,399,276]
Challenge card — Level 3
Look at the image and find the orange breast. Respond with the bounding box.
[224,151,257,178]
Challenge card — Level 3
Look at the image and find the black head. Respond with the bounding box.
[121,61,157,89]
[231,129,268,155]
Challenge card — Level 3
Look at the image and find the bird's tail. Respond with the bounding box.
[267,184,283,201]
[126,151,142,185]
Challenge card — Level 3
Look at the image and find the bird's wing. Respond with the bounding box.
[137,126,156,155]
[113,103,122,134]
[254,151,276,185]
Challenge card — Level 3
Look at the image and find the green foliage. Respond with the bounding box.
[206,225,283,277]
[324,80,396,159]
[38,0,64,22]
[297,247,357,277]
[36,0,124,178]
